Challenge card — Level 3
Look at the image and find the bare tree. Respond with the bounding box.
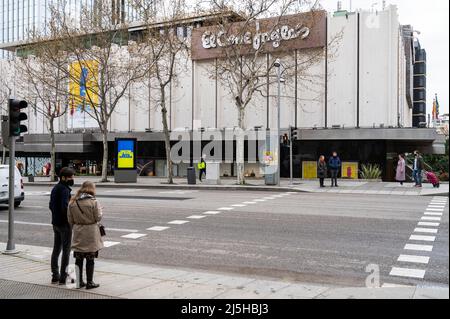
[202,0,326,184]
[47,0,154,182]
[131,0,191,184]
[14,31,70,181]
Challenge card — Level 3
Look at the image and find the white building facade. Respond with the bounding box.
[1,5,445,180]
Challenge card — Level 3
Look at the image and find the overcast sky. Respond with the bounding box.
[321,0,449,116]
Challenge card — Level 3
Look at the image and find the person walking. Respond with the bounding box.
[317,155,327,187]
[198,158,206,182]
[413,150,424,187]
[49,167,75,285]
[396,154,406,186]
[328,152,341,187]
[68,181,104,289]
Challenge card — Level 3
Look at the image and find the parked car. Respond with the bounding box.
[0,165,25,207]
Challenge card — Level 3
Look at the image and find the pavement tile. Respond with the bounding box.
[89,273,134,286]
[236,279,291,296]
[164,283,228,299]
[213,288,269,299]
[140,268,192,280]
[315,287,416,299]
[94,264,159,276]
[413,287,449,299]
[204,276,256,289]
[119,281,197,299]
[90,277,162,297]
[6,270,50,285]
[173,272,225,285]
[267,284,329,299]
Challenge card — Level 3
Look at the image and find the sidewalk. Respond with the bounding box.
[0,243,448,299]
[25,176,449,196]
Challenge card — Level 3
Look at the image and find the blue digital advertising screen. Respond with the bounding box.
[115,138,136,170]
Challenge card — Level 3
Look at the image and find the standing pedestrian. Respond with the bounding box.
[328,151,341,187]
[396,154,406,185]
[49,167,75,285]
[198,157,206,182]
[68,181,104,289]
[317,155,327,187]
[412,150,424,187]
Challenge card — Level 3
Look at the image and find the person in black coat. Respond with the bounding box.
[317,155,327,187]
[49,167,75,285]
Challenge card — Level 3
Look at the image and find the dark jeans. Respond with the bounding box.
[51,224,72,279]
[199,169,206,181]
[413,169,422,186]
[330,169,339,186]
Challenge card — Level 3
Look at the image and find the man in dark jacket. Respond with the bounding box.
[49,167,75,285]
[328,152,341,187]
[413,150,424,187]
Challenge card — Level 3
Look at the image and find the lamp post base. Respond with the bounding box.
[2,249,20,255]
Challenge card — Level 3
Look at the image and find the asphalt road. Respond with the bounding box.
[0,185,448,288]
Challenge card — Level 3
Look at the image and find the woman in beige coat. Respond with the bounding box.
[68,181,103,289]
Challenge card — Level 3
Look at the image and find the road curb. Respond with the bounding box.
[23,182,309,193]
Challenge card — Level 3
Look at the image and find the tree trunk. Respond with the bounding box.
[49,117,57,182]
[236,106,245,185]
[101,129,109,182]
[160,88,173,184]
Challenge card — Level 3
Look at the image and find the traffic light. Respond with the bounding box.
[290,126,298,141]
[8,99,28,137]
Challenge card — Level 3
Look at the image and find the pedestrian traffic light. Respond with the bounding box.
[8,99,28,137]
[290,126,298,141]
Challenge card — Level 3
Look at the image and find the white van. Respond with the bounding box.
[0,165,25,207]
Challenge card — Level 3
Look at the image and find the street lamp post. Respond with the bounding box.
[274,59,281,187]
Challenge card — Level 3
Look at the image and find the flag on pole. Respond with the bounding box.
[435,94,440,119]
[432,96,437,120]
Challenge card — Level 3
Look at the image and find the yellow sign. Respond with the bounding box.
[118,150,134,168]
[69,60,99,112]
[341,162,359,179]
[302,161,317,179]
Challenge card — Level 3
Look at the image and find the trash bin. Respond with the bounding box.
[265,173,276,185]
[28,175,34,182]
[187,167,196,185]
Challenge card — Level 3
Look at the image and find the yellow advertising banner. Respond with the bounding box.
[69,60,99,112]
[341,162,359,179]
[302,161,317,179]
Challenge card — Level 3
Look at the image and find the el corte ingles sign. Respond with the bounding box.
[192,11,326,60]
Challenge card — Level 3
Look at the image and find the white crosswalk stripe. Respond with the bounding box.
[187,215,206,219]
[167,220,189,225]
[421,216,441,221]
[397,255,430,264]
[202,211,221,215]
[418,222,440,227]
[409,235,435,242]
[121,233,147,239]
[404,244,433,252]
[147,226,170,231]
[103,241,121,248]
[389,267,425,279]
[414,228,438,234]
